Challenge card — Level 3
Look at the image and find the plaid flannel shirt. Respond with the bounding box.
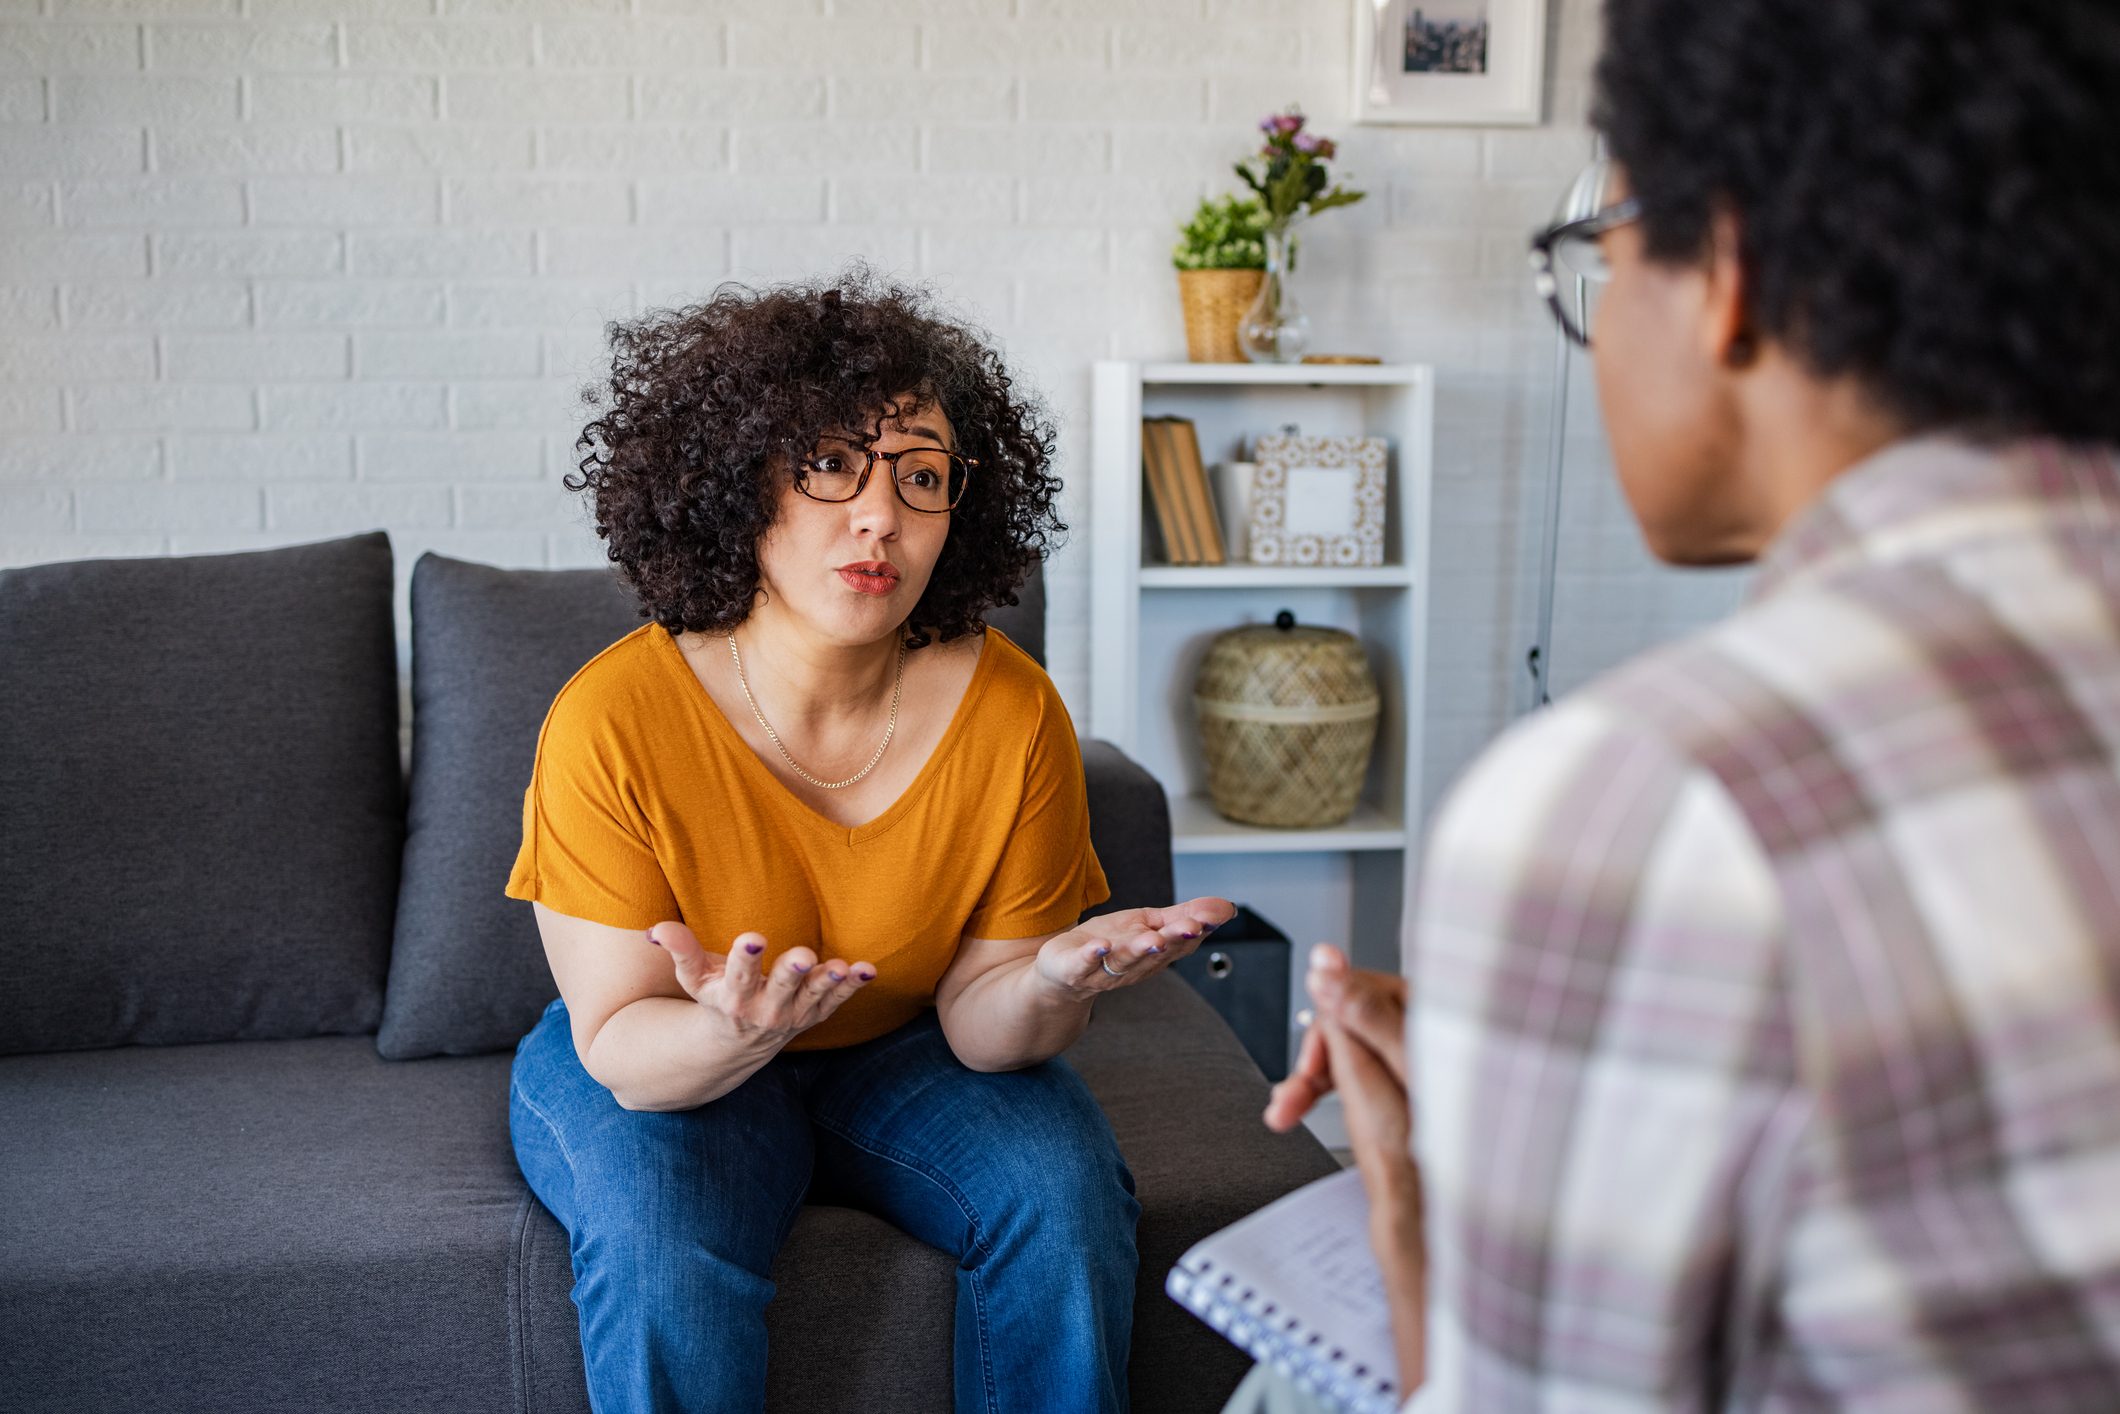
[1402,434,2120,1411]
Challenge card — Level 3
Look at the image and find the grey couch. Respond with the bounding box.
[0,530,1335,1413]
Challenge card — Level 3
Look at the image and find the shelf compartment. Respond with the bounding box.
[1169,794,1407,855]
[1138,565,1415,589]
[1138,362,1429,388]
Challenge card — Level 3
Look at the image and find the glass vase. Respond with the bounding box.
[1237,223,1311,364]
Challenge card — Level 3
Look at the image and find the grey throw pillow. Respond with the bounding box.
[0,531,403,1055]
[377,553,645,1059]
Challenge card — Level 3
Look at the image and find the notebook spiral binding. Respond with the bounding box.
[1166,1260,1399,1414]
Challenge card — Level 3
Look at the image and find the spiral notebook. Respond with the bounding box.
[1165,1167,1403,1414]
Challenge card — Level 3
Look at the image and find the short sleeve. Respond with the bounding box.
[962,687,1112,940]
[503,695,681,932]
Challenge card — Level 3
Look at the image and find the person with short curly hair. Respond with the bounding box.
[1239,0,2120,1411]
[503,269,1235,1413]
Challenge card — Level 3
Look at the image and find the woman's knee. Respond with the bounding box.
[1044,1146,1141,1247]
[563,1148,807,1319]
[978,1067,1140,1247]
[512,1039,815,1276]
[974,1137,1140,1317]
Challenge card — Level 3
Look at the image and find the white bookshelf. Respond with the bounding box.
[1089,360,1435,1145]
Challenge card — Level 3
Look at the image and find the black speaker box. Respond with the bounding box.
[1171,904,1291,1079]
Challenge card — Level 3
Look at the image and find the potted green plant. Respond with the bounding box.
[1232,107,1366,362]
[1172,193,1268,363]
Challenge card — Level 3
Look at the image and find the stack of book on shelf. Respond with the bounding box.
[1142,415,1226,566]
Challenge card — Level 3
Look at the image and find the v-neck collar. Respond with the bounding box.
[652,622,1000,847]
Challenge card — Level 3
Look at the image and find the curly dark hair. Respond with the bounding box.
[565,266,1066,651]
[1593,0,2120,443]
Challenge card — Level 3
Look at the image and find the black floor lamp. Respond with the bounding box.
[1525,148,1608,713]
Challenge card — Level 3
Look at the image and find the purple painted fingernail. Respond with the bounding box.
[744,941,764,955]
[1181,931,1199,940]
[854,968,874,981]
[827,970,845,983]
[645,931,658,945]
[1095,945,1112,957]
[791,960,811,973]
[1149,944,1166,955]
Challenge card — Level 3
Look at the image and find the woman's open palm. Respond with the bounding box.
[1032,896,1238,999]
[647,921,876,1050]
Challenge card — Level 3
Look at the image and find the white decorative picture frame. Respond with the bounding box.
[1351,0,1549,127]
[1247,433,1388,568]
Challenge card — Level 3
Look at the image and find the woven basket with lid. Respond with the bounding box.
[1193,611,1380,829]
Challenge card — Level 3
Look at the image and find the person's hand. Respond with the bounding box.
[1314,979,1414,1193]
[1319,1007,1427,1392]
[1264,942,1407,1132]
[1302,942,1426,1391]
[1030,896,1238,1001]
[646,921,875,1055]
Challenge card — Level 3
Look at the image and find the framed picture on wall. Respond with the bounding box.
[1350,0,1549,126]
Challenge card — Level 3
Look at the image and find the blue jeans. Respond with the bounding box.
[509,997,1140,1414]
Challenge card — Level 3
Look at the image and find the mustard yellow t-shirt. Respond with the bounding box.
[503,621,1111,1050]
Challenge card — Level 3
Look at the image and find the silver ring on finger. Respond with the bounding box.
[1100,956,1124,978]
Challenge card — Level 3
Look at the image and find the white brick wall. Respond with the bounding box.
[0,0,1726,808]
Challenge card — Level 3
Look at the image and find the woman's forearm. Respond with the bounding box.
[584,996,778,1112]
[941,956,1096,1072]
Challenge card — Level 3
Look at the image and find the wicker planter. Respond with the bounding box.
[1193,611,1380,829]
[1177,268,1265,363]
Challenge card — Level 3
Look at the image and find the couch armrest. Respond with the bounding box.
[1080,738,1174,915]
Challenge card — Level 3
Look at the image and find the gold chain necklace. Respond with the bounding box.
[728,631,904,791]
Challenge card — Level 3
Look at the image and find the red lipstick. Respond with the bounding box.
[837,561,899,596]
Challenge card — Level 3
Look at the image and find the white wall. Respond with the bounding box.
[0,0,1730,808]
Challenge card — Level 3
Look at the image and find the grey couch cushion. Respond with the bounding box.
[381,554,1056,1060]
[1080,739,1172,913]
[0,970,1332,1414]
[377,555,645,1061]
[0,1036,542,1414]
[0,531,403,1056]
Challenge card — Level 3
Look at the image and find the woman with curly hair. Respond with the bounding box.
[503,270,1232,1414]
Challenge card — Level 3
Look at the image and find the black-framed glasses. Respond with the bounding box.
[793,435,975,514]
[1528,157,1643,348]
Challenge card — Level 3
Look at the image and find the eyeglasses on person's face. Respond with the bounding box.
[1528,157,1644,348]
[793,434,974,515]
